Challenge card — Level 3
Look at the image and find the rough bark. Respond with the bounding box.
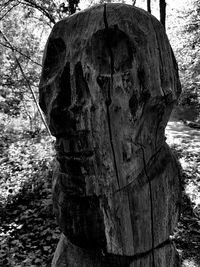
[39,3,181,266]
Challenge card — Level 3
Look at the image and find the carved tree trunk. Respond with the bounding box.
[39,3,181,266]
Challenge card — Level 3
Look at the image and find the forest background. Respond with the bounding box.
[0,0,200,266]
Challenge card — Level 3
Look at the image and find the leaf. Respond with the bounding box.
[43,246,50,251]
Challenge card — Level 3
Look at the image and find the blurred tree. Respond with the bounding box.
[169,0,200,120]
[0,0,80,134]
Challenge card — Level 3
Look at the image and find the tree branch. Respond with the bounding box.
[18,0,56,24]
[0,30,52,136]
[0,0,15,12]
[0,42,42,67]
[0,2,19,21]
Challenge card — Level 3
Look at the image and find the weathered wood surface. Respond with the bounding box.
[39,3,181,266]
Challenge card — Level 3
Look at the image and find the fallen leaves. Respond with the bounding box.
[0,135,59,266]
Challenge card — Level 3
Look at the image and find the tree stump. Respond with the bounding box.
[39,3,181,266]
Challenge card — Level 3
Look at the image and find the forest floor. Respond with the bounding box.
[0,119,199,266]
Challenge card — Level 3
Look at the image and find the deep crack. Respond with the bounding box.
[139,143,156,267]
[103,4,120,190]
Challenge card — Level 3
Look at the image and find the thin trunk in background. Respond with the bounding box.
[147,0,151,13]
[159,0,166,29]
[0,30,52,136]
[68,0,80,14]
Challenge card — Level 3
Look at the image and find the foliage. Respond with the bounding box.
[0,114,55,206]
[0,122,58,266]
[0,0,80,133]
[167,0,200,121]
[1,6,44,130]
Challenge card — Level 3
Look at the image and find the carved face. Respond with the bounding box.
[39,5,180,150]
[39,4,181,256]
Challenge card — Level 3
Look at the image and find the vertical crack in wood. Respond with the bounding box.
[139,143,156,267]
[103,6,156,260]
[103,4,120,190]
[103,4,126,255]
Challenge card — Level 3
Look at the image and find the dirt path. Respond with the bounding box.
[165,121,200,267]
[166,121,200,152]
[166,121,200,208]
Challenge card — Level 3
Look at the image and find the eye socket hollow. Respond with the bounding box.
[42,37,66,80]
